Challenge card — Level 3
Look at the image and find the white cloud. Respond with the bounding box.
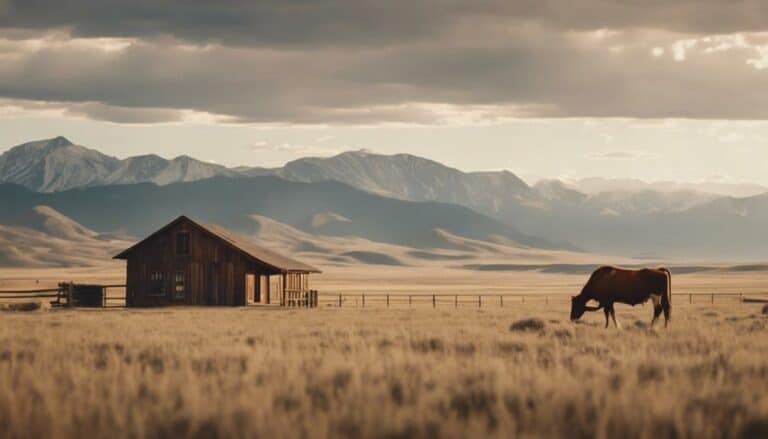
[717,132,745,143]
[245,141,344,157]
[672,38,698,61]
[588,150,656,160]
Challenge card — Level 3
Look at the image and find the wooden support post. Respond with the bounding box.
[67,282,74,307]
[362,294,365,308]
[338,293,342,307]
[281,273,287,307]
[266,277,271,305]
[478,295,481,308]
[522,295,525,304]
[386,294,390,307]
[711,293,714,304]
[689,293,692,304]
[455,295,458,308]
[409,295,412,307]
[432,294,436,308]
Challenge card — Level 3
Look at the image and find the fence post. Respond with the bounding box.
[386,294,390,307]
[478,295,481,308]
[409,295,412,307]
[362,294,365,308]
[500,295,503,307]
[689,293,692,304]
[67,282,74,307]
[711,293,714,305]
[338,293,342,308]
[455,295,458,308]
[432,294,436,308]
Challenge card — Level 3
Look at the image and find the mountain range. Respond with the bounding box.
[570,177,768,198]
[0,136,238,192]
[0,176,561,252]
[2,136,768,259]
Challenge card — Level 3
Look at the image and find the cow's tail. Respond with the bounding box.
[660,267,672,304]
[660,267,672,325]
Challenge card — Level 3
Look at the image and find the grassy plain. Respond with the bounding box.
[1,263,768,438]
[0,296,767,438]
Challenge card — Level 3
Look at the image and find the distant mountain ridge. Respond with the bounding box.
[570,177,768,198]
[262,151,768,258]
[0,137,238,192]
[278,150,533,207]
[3,137,768,258]
[0,176,566,252]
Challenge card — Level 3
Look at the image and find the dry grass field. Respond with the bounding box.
[0,300,767,439]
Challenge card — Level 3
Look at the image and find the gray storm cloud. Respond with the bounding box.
[3,1,768,44]
[0,1,767,124]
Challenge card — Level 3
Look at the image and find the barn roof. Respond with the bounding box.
[113,215,321,274]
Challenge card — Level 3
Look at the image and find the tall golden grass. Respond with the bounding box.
[0,304,766,438]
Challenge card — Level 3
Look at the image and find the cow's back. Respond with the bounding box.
[582,266,668,305]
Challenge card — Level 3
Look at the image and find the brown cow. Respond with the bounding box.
[570,266,671,328]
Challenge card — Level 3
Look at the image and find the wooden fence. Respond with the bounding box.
[0,283,127,308]
[0,287,765,309]
[282,289,319,308]
[318,292,768,308]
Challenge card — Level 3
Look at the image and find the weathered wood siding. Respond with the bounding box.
[124,218,278,306]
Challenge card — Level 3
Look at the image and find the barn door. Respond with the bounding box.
[173,270,186,303]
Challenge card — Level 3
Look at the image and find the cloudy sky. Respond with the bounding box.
[0,0,767,183]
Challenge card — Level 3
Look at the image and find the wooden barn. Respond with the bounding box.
[114,215,321,307]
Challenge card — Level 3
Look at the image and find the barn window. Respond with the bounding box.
[149,271,166,296]
[174,271,185,299]
[176,232,190,255]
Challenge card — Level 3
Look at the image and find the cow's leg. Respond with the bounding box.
[609,304,620,329]
[651,294,663,326]
[603,306,611,328]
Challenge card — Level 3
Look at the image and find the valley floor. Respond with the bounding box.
[1,266,767,438]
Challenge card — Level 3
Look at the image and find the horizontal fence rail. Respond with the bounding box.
[317,292,768,308]
[0,288,766,309]
[0,284,127,308]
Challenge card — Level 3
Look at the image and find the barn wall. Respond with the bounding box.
[124,218,277,307]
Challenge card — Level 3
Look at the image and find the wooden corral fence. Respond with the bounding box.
[0,283,127,308]
[282,290,319,308]
[318,292,768,308]
[0,284,316,308]
[0,288,765,309]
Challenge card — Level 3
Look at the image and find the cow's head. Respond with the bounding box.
[570,296,586,321]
